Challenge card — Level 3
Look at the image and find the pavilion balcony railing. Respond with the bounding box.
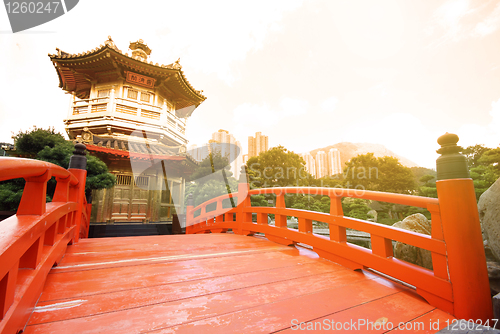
[186,134,493,322]
[69,97,186,135]
[0,144,89,334]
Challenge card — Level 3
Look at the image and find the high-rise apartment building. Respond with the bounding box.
[328,148,342,175]
[301,148,343,179]
[210,129,243,179]
[300,153,316,178]
[315,151,328,179]
[248,132,268,158]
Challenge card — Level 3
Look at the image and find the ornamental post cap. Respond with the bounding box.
[187,193,194,207]
[437,132,459,146]
[239,165,249,183]
[435,132,469,180]
[73,142,87,156]
[436,132,461,155]
[69,143,87,170]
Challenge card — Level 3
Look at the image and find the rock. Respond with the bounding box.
[488,262,500,295]
[367,210,377,222]
[479,178,500,261]
[392,213,433,270]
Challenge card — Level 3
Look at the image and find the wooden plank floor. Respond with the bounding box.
[24,234,455,333]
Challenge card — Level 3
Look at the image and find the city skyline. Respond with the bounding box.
[1,0,500,169]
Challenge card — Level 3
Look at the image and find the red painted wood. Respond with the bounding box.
[0,157,89,334]
[389,309,456,333]
[24,234,454,334]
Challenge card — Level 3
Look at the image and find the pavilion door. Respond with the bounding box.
[112,174,149,223]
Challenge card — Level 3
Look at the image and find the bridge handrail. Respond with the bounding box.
[0,157,79,184]
[0,155,88,334]
[189,187,439,220]
[186,178,492,321]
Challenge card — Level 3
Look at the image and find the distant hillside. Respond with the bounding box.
[307,142,419,168]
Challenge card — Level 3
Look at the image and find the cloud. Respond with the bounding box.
[427,0,500,46]
[341,113,441,168]
[320,96,339,113]
[474,2,500,36]
[230,97,309,152]
[457,97,500,148]
[153,0,305,85]
[280,97,308,116]
[329,0,406,60]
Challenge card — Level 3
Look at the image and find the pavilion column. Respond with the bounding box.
[108,88,116,116]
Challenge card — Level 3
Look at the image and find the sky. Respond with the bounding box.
[0,0,499,168]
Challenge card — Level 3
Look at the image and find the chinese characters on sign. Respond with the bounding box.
[125,71,156,88]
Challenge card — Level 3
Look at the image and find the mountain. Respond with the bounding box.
[307,142,419,168]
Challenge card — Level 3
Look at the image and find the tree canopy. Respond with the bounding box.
[247,146,312,188]
[13,127,66,155]
[343,153,416,194]
[0,128,116,211]
[185,151,238,207]
[467,146,500,199]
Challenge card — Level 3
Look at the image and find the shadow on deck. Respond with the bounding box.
[25,234,454,333]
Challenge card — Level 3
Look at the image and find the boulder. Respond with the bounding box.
[478,178,500,261]
[392,213,433,270]
[488,262,500,295]
[367,210,377,222]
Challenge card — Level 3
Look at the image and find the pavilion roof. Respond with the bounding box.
[49,38,206,110]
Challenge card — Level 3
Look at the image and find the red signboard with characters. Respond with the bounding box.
[125,71,156,88]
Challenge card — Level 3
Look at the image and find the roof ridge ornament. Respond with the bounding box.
[129,39,151,61]
[173,58,182,70]
[105,35,120,52]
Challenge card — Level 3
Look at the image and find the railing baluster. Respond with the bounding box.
[274,192,287,228]
[329,195,346,243]
[257,213,267,225]
[17,170,51,216]
[371,235,393,258]
[52,175,71,202]
[298,217,312,233]
[427,202,449,280]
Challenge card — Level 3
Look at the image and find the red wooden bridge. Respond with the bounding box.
[0,139,494,333]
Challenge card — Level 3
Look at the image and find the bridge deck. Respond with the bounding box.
[24,234,454,333]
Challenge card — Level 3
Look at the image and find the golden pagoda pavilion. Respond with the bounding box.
[49,37,206,230]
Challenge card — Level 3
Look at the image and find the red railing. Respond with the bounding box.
[186,179,493,321]
[0,157,89,334]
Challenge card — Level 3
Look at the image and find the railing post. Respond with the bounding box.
[235,166,251,235]
[68,143,88,242]
[435,133,492,321]
[185,193,194,234]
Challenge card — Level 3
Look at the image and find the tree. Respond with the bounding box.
[0,128,116,211]
[13,126,66,155]
[185,151,238,207]
[343,153,416,194]
[418,174,437,198]
[188,150,233,182]
[462,145,500,199]
[462,144,492,169]
[247,146,312,188]
[342,198,372,220]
